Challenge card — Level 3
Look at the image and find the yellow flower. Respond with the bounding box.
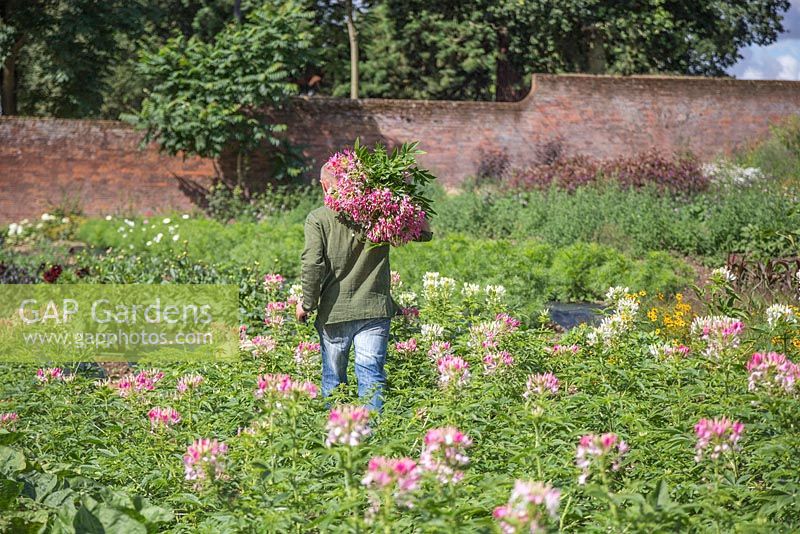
[648,309,658,321]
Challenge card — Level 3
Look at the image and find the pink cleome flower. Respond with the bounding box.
[420,426,473,484]
[263,273,285,292]
[483,351,515,374]
[264,301,288,327]
[493,480,561,534]
[746,352,799,395]
[547,344,580,356]
[36,367,64,383]
[177,373,204,395]
[495,313,521,333]
[437,355,470,388]
[294,341,321,368]
[0,412,18,429]
[323,150,428,246]
[575,432,629,485]
[148,406,181,431]
[395,338,418,355]
[362,456,421,509]
[255,374,318,406]
[184,438,228,484]
[325,404,372,447]
[524,373,560,398]
[427,340,453,360]
[694,417,744,462]
[115,369,164,398]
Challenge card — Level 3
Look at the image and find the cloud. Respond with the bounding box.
[728,1,800,80]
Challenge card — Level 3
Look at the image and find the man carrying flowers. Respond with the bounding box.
[296,142,434,413]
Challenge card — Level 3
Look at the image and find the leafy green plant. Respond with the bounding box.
[123,1,315,188]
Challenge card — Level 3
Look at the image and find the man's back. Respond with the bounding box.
[300,206,396,327]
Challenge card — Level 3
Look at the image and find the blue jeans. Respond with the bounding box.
[317,317,391,413]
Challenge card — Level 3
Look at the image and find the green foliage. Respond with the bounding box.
[122,0,315,181]
[0,273,798,530]
[355,0,792,100]
[352,140,438,216]
[432,180,800,262]
[1,0,147,117]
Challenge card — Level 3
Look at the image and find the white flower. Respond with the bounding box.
[461,283,481,298]
[173,234,180,242]
[396,291,418,308]
[41,213,55,221]
[163,218,171,224]
[766,304,796,328]
[146,241,153,247]
[605,286,630,304]
[105,215,113,221]
[8,223,23,236]
[182,214,190,220]
[124,219,135,228]
[484,285,506,304]
[710,266,736,284]
[421,324,445,340]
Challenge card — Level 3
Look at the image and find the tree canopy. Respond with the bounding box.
[0,0,793,113]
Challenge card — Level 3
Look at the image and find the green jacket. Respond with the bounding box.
[300,206,432,327]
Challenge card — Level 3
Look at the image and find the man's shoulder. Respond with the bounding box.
[307,206,335,223]
[306,206,336,221]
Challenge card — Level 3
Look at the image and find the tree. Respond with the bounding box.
[123,1,315,190]
[356,0,792,101]
[0,0,151,117]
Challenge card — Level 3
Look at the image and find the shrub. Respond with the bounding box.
[505,150,708,196]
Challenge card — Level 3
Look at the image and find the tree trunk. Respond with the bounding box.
[345,0,358,99]
[233,0,242,24]
[1,38,24,115]
[586,25,606,74]
[495,26,522,101]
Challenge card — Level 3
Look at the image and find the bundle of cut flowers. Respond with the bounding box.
[324,140,436,246]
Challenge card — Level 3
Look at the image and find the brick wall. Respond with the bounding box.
[2,73,799,223]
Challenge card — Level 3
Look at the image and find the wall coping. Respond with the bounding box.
[3,73,800,128]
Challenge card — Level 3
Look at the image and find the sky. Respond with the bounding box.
[728,1,800,80]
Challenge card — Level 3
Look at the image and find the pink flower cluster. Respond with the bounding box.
[390,271,403,289]
[255,374,318,407]
[575,432,629,485]
[263,273,285,292]
[116,369,164,398]
[395,338,418,355]
[420,426,473,484]
[177,373,204,395]
[0,412,18,428]
[401,306,420,322]
[483,351,514,374]
[427,340,453,360]
[148,407,181,431]
[524,373,560,398]
[264,301,287,327]
[325,404,372,447]
[437,355,470,388]
[694,417,744,462]
[184,438,228,485]
[493,480,561,534]
[323,150,427,246]
[746,352,799,395]
[547,344,580,356]
[362,457,421,509]
[36,367,64,383]
[469,315,519,351]
[294,341,321,368]
[691,316,744,360]
[495,313,521,332]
